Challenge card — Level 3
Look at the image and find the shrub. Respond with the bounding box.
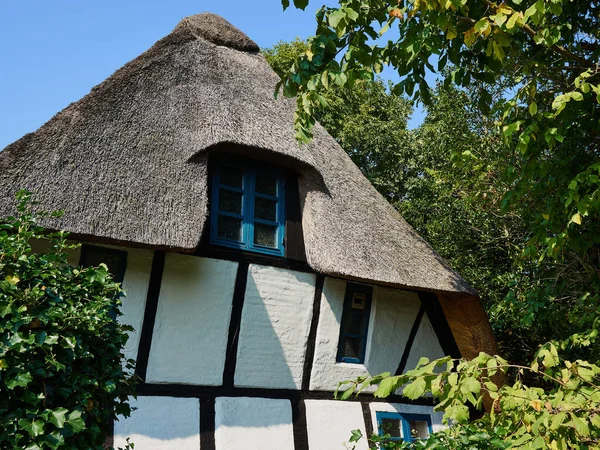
[0,191,136,449]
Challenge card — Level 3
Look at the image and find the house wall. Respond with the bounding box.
[234,265,316,389]
[215,397,295,450]
[304,400,369,450]
[310,280,423,392]
[62,245,453,450]
[113,396,200,450]
[146,253,238,385]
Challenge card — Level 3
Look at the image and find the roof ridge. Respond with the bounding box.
[173,13,259,53]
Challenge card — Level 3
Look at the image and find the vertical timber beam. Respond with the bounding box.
[302,274,325,391]
[222,261,249,387]
[135,251,166,381]
[395,305,426,375]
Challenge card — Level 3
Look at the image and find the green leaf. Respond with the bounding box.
[68,410,86,433]
[403,377,427,399]
[462,376,481,394]
[474,19,489,34]
[329,10,345,29]
[528,102,537,116]
[6,371,33,389]
[349,429,362,443]
[50,407,69,429]
[506,12,519,29]
[293,0,308,10]
[18,418,45,437]
[570,415,590,437]
[375,376,399,398]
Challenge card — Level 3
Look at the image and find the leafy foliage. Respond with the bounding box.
[338,344,600,449]
[0,191,136,449]
[276,0,600,365]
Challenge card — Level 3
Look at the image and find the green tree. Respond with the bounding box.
[265,39,414,201]
[0,191,135,449]
[278,0,600,364]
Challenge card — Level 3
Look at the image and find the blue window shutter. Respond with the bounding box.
[337,283,373,364]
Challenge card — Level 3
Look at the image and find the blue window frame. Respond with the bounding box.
[376,412,432,443]
[336,283,372,364]
[210,162,286,256]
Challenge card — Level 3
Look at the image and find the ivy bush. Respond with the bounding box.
[0,191,136,449]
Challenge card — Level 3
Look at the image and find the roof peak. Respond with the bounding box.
[173,13,259,52]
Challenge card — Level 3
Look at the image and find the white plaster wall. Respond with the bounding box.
[114,396,200,450]
[403,315,446,374]
[118,248,153,367]
[310,279,421,392]
[215,397,294,450]
[146,254,238,385]
[304,400,369,450]
[369,402,445,435]
[234,265,316,389]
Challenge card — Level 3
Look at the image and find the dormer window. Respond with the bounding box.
[210,161,286,256]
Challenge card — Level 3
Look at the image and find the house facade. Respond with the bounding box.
[0,13,497,450]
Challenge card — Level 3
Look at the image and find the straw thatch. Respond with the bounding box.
[0,13,473,298]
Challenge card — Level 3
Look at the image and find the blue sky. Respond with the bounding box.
[0,1,425,150]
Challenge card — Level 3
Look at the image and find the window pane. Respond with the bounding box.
[408,420,429,439]
[381,418,402,438]
[342,337,363,360]
[220,167,243,188]
[80,246,127,284]
[254,197,277,221]
[219,189,243,214]
[254,223,277,248]
[343,310,368,336]
[217,215,242,241]
[255,171,277,196]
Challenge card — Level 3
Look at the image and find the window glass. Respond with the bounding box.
[254,197,277,221]
[408,420,430,439]
[79,245,127,284]
[210,162,285,256]
[254,223,278,248]
[217,216,243,242]
[376,412,432,443]
[337,283,372,363]
[219,190,243,215]
[255,171,277,196]
[220,166,244,188]
[381,418,402,439]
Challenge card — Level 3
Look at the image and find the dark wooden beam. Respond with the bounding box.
[302,274,325,390]
[222,262,249,386]
[135,251,166,381]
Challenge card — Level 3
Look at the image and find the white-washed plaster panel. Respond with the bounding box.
[215,396,294,450]
[403,315,446,374]
[146,254,238,385]
[119,248,153,367]
[235,264,316,389]
[310,279,421,392]
[304,400,369,450]
[114,396,200,450]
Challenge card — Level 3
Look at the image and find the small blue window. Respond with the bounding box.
[210,162,285,256]
[376,412,432,443]
[337,283,372,364]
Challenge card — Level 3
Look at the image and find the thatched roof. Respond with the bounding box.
[0,13,473,296]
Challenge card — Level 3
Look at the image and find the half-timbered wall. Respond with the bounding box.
[67,244,454,449]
